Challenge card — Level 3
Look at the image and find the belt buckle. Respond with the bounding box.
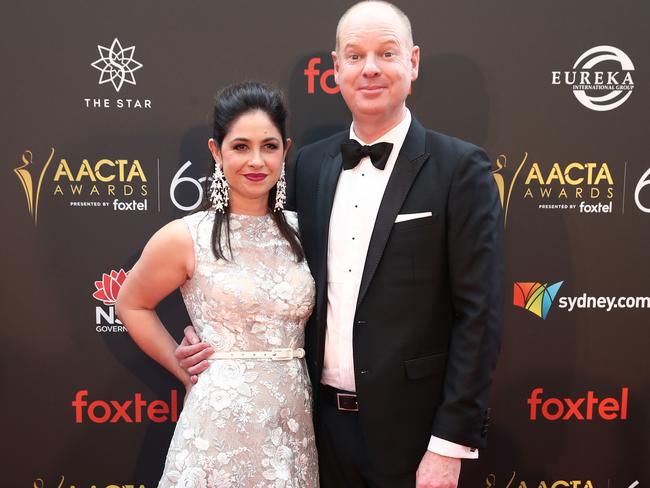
[271,348,293,360]
[336,392,359,412]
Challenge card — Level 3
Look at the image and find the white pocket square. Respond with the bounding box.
[394,212,433,223]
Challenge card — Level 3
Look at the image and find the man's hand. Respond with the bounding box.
[175,325,213,385]
[415,451,461,488]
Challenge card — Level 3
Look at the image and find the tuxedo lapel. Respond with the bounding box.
[314,149,343,318]
[356,118,429,307]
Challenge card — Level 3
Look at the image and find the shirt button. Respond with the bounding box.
[352,237,355,240]
[348,269,352,272]
[354,205,358,208]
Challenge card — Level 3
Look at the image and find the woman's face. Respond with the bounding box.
[208,110,290,214]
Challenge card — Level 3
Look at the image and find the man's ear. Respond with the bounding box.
[410,45,420,81]
[332,50,340,85]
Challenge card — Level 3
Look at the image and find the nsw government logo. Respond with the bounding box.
[93,268,128,333]
[85,37,152,110]
[552,45,634,111]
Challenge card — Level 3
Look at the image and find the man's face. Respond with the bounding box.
[332,6,419,126]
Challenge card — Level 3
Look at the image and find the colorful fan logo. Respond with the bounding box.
[514,281,564,320]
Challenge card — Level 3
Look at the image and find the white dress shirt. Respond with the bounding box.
[322,108,478,459]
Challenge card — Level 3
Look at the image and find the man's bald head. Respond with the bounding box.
[335,1,414,53]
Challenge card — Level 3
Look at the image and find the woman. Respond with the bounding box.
[116,82,318,488]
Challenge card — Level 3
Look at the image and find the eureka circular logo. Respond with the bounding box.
[552,45,635,111]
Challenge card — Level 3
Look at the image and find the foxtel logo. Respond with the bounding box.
[527,387,629,421]
[304,57,339,94]
[71,389,179,423]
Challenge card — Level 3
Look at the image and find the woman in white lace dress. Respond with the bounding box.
[116,82,318,488]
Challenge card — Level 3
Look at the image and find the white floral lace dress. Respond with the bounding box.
[158,210,318,488]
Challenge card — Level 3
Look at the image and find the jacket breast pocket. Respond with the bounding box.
[392,214,437,233]
[404,353,447,380]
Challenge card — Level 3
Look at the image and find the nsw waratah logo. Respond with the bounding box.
[93,269,128,305]
[513,281,564,320]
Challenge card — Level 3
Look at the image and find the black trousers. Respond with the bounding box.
[316,388,416,488]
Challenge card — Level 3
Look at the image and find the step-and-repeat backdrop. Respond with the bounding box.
[1,1,648,487]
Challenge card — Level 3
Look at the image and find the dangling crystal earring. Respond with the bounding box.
[210,163,229,213]
[274,162,286,212]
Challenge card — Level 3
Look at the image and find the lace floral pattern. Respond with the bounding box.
[158,210,318,488]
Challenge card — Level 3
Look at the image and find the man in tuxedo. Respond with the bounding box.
[177,2,503,487]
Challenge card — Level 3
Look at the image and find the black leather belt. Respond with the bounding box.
[320,384,359,412]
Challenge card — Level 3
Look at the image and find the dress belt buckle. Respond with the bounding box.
[336,393,359,412]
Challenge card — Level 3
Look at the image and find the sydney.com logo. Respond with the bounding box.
[514,281,650,320]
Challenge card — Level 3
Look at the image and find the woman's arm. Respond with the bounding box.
[116,219,196,389]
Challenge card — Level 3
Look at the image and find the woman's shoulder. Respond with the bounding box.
[152,218,194,247]
[180,208,215,233]
[182,208,214,225]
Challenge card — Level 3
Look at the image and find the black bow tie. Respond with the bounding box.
[340,140,394,171]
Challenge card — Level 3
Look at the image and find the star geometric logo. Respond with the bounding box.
[90,38,143,92]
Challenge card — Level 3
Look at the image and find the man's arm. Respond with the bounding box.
[433,145,504,447]
[417,145,503,488]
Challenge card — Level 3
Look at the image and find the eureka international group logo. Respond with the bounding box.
[552,45,635,111]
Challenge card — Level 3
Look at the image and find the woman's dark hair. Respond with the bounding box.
[201,81,304,262]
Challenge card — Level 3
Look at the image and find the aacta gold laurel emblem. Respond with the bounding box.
[492,152,528,226]
[13,148,55,225]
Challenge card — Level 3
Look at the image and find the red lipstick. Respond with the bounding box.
[244,173,267,182]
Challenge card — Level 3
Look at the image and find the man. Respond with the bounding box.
[177,2,503,487]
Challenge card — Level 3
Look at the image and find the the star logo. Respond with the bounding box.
[91,38,143,92]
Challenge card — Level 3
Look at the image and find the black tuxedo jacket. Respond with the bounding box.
[288,117,504,474]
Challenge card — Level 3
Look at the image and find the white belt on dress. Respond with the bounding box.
[208,347,305,361]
